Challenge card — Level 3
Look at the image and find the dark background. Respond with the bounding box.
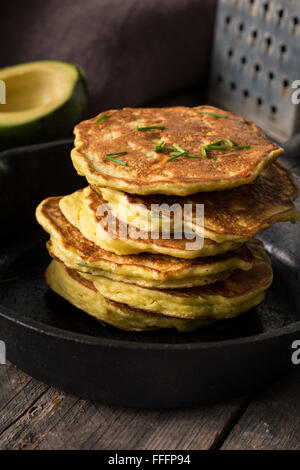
[0,0,217,116]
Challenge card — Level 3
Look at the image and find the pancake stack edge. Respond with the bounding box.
[36,105,299,332]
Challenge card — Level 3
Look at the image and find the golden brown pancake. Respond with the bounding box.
[87,239,273,319]
[58,186,242,258]
[46,260,218,332]
[98,161,299,243]
[36,196,253,288]
[46,238,271,330]
[72,105,283,195]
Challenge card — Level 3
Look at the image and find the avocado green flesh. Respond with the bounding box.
[0,61,87,149]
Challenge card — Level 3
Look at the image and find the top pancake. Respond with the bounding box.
[73,105,283,195]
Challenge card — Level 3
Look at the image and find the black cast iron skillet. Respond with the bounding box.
[0,136,300,408]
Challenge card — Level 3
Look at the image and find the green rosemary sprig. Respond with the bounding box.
[105,155,128,166]
[197,110,228,118]
[106,151,128,157]
[96,113,108,124]
[137,125,165,131]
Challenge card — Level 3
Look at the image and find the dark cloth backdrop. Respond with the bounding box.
[0,0,217,116]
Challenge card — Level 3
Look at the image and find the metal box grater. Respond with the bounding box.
[208,0,300,142]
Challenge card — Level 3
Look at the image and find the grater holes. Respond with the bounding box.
[225,15,231,26]
[254,62,261,73]
[290,16,299,35]
[227,48,234,59]
[249,28,258,46]
[262,2,269,17]
[268,70,275,81]
[238,22,244,33]
[277,7,285,20]
[251,29,258,39]
[256,97,263,107]
[230,82,237,91]
[242,89,250,99]
[270,105,277,115]
[265,35,273,48]
[263,2,269,11]
[282,78,289,88]
[217,74,223,84]
[279,43,287,55]
[240,56,247,66]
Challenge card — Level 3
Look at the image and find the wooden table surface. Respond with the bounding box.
[0,362,299,450]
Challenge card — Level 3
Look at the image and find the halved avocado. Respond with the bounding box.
[0,60,88,150]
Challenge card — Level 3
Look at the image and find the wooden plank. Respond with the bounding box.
[36,396,249,450]
[221,368,300,450]
[0,363,50,443]
[0,362,32,412]
[0,364,248,450]
[0,386,79,450]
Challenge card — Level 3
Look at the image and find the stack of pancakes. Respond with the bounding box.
[36,106,299,331]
